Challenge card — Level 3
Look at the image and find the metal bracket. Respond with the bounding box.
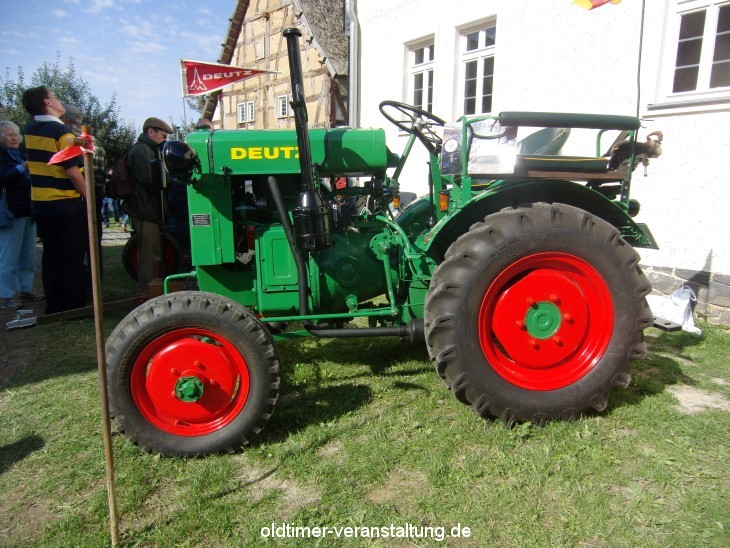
[653,316,682,332]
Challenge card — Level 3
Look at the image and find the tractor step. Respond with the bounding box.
[652,316,682,332]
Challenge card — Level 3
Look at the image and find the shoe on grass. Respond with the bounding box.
[1,297,22,310]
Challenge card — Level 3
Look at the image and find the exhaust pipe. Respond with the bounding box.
[283,27,333,251]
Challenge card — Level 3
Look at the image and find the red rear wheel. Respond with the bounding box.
[425,203,652,425]
[480,252,612,390]
[122,232,181,281]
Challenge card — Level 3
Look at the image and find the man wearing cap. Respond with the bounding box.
[121,117,173,299]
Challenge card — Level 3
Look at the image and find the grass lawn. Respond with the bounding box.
[0,233,728,546]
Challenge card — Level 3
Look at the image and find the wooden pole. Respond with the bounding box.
[81,128,120,546]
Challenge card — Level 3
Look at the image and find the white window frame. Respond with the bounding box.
[654,1,730,109]
[407,39,435,113]
[237,100,255,124]
[458,19,497,117]
[246,100,255,123]
[277,95,293,118]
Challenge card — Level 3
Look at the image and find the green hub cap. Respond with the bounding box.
[175,376,205,402]
[525,302,562,339]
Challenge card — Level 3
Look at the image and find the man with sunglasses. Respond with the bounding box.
[121,117,173,300]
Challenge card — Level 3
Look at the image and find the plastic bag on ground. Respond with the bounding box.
[646,285,702,335]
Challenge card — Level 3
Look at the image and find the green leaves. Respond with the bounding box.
[0,52,137,161]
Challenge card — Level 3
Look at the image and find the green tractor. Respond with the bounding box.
[106,28,656,456]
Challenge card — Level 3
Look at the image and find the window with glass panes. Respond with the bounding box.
[461,23,496,115]
[277,95,292,118]
[237,101,255,124]
[409,42,434,112]
[673,2,730,93]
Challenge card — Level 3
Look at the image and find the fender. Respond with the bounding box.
[406,179,658,262]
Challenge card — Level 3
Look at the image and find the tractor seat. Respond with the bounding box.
[515,154,609,172]
[471,111,635,182]
[517,127,571,155]
[515,127,608,172]
[504,111,636,179]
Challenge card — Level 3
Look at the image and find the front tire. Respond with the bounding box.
[106,291,280,456]
[425,203,652,425]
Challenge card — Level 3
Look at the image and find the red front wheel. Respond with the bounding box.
[106,292,280,456]
[130,327,251,437]
[425,203,652,426]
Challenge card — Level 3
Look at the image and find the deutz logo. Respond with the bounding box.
[230,146,299,160]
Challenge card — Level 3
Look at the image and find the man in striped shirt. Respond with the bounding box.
[22,85,88,314]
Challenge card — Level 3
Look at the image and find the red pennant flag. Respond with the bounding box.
[574,0,621,9]
[181,60,275,96]
[48,146,85,164]
[48,131,95,165]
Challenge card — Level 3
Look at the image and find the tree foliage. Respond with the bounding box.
[173,94,209,140]
[0,52,137,162]
[185,94,208,114]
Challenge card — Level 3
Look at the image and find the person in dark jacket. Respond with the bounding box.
[121,117,172,298]
[0,120,41,309]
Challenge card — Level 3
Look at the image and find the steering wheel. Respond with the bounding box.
[379,100,446,154]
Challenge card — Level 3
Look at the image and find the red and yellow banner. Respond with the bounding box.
[181,60,275,96]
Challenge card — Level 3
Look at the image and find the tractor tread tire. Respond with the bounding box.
[106,291,280,456]
[424,202,651,425]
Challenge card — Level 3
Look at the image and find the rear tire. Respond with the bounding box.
[122,231,182,281]
[424,203,652,425]
[106,291,280,456]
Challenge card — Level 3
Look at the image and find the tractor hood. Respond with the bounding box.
[187,127,396,177]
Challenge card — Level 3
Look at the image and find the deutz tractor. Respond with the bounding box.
[106,28,657,457]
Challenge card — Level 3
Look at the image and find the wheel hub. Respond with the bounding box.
[524,302,562,339]
[175,376,205,402]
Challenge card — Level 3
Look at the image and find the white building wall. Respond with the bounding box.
[357,0,730,321]
[359,0,648,184]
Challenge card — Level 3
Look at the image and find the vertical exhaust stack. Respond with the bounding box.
[283,27,333,251]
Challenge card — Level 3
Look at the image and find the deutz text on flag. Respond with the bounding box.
[181,60,275,96]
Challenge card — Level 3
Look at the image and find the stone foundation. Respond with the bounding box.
[641,265,730,326]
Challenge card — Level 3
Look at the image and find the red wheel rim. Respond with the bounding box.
[130,327,250,436]
[478,252,613,390]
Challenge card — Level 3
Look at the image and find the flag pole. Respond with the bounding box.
[81,126,120,547]
[179,59,188,98]
[179,60,189,134]
[182,97,188,135]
